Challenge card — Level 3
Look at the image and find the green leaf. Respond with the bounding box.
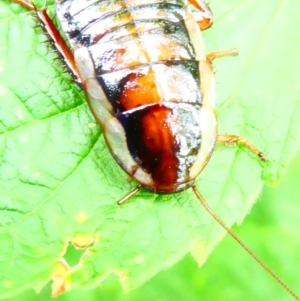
[0,0,300,299]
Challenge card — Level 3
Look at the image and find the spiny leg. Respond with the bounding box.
[206,49,239,63]
[117,185,142,205]
[11,0,34,9]
[204,47,266,161]
[217,134,267,161]
[10,0,80,82]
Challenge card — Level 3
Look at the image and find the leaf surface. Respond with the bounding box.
[0,0,300,297]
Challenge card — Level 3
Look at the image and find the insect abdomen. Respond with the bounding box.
[56,0,217,192]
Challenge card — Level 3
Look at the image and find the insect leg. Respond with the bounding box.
[117,185,142,205]
[10,0,80,83]
[10,0,34,9]
[217,135,267,161]
[206,49,238,63]
[188,0,213,30]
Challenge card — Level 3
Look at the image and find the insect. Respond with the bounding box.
[7,0,300,299]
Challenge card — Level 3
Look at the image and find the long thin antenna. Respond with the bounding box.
[192,185,300,301]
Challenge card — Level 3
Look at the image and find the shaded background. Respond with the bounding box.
[5,151,300,301]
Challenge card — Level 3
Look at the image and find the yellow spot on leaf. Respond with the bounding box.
[76,211,88,223]
[116,270,127,281]
[51,260,71,298]
[2,279,13,288]
[135,254,144,263]
[88,122,97,129]
[72,233,95,249]
[0,85,7,97]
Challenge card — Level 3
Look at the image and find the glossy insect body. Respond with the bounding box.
[8,1,300,299]
[55,0,217,193]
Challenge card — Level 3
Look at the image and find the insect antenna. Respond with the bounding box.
[192,185,300,300]
[11,0,34,10]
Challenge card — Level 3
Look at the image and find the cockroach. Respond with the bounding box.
[7,0,300,299]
